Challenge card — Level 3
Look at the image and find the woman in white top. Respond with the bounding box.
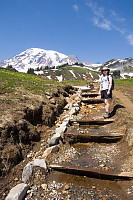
[99,67,113,119]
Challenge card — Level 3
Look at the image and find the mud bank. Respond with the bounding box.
[0,85,74,176]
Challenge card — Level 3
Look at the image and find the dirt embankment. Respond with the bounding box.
[0,85,74,176]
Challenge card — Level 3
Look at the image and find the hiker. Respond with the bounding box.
[99,67,113,119]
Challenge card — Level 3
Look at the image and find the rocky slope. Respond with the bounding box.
[102,58,133,78]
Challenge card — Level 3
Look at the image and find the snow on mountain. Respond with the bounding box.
[82,61,102,71]
[83,58,133,78]
[102,58,133,78]
[0,48,79,73]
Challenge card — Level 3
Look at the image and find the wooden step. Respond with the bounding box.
[81,93,99,97]
[50,164,133,180]
[64,132,123,143]
[82,98,104,104]
[70,119,114,126]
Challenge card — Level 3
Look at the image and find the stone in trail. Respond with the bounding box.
[5,183,29,200]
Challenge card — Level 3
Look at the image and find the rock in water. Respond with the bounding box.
[32,159,47,170]
[22,163,34,183]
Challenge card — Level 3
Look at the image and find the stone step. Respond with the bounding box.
[64,132,123,143]
[50,164,133,180]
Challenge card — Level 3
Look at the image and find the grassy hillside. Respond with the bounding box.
[0,68,58,95]
[0,68,93,95]
[43,65,100,81]
[0,68,92,125]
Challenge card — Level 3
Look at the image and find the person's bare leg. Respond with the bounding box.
[104,99,110,118]
[105,99,110,113]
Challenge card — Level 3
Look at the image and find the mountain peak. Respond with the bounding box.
[0,48,79,73]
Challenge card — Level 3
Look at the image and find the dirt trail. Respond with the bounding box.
[113,90,133,118]
[2,86,133,200]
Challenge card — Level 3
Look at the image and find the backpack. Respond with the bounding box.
[107,75,114,90]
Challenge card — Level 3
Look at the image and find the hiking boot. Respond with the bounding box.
[104,112,110,119]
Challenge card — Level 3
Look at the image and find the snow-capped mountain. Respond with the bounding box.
[0,48,79,73]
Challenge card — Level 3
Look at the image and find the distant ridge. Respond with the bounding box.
[0,48,133,78]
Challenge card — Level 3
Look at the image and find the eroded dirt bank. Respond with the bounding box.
[1,84,133,199]
[0,85,74,177]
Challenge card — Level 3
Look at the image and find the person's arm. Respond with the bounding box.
[99,76,102,95]
[107,76,112,95]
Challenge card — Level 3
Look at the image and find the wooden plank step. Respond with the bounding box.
[70,119,114,126]
[64,132,123,143]
[81,93,99,97]
[50,164,133,180]
[81,88,92,92]
[82,90,97,93]
[82,98,104,104]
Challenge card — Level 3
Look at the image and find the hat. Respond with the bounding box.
[101,67,110,72]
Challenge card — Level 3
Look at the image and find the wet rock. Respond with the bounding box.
[32,159,47,170]
[69,107,77,116]
[46,137,61,147]
[5,183,29,200]
[22,163,34,183]
[41,145,59,159]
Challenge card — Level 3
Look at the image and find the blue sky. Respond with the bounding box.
[0,0,133,63]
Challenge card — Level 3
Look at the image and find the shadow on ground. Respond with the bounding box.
[110,104,125,117]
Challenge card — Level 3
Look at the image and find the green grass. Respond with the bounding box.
[115,79,133,102]
[115,78,133,85]
[0,68,92,97]
[0,68,58,95]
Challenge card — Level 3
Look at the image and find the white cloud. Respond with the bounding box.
[86,1,112,31]
[73,4,79,12]
[112,25,125,35]
[111,10,125,22]
[85,1,133,46]
[93,17,111,30]
[86,1,127,33]
[127,34,133,45]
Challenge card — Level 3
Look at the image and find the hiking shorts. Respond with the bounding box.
[101,89,112,99]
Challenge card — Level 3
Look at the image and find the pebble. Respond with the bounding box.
[41,184,47,190]
[105,167,109,171]
[52,190,57,194]
[64,185,70,190]
[99,164,105,168]
[14,177,19,181]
